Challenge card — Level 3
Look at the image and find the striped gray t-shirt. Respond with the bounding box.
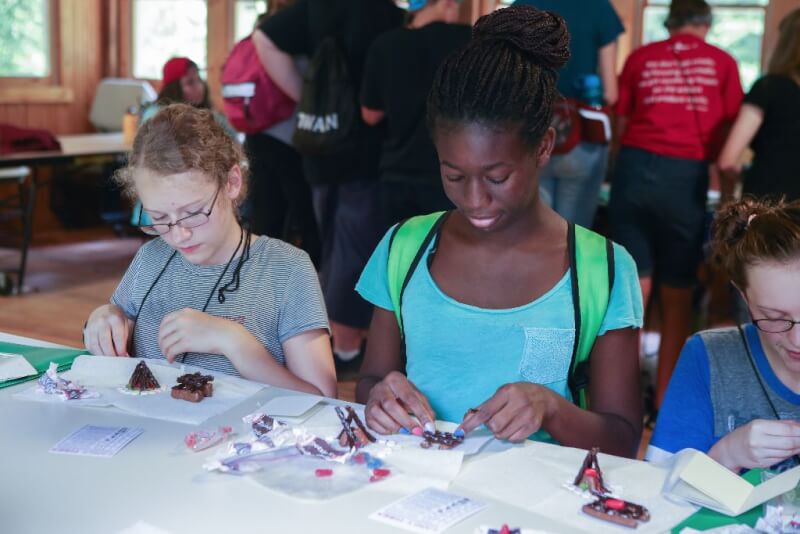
[112,236,329,376]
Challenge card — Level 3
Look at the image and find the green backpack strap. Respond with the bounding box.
[568,224,615,409]
[387,211,448,337]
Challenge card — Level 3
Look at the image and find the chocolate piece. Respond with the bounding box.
[582,497,650,529]
[420,430,464,450]
[574,447,610,495]
[464,407,479,419]
[335,406,375,449]
[488,527,521,534]
[171,372,214,402]
[127,361,161,392]
[171,385,204,402]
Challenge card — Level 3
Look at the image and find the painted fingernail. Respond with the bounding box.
[454,428,465,439]
[411,426,423,436]
[424,422,436,433]
[399,427,410,435]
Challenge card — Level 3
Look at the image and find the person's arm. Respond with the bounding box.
[717,105,763,174]
[252,29,302,101]
[360,37,386,127]
[157,309,331,395]
[598,41,619,107]
[361,106,385,126]
[717,104,763,202]
[358,306,436,433]
[281,328,337,397]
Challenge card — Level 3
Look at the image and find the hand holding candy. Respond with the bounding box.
[84,304,132,357]
[459,382,557,443]
[364,371,436,435]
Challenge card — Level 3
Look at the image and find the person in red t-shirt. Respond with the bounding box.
[610,0,743,409]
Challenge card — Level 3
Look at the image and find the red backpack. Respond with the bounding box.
[221,36,297,134]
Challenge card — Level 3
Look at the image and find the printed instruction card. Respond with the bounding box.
[50,425,144,458]
[370,488,486,534]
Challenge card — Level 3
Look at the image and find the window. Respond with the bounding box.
[132,0,208,80]
[234,0,267,43]
[642,0,768,90]
[0,0,50,77]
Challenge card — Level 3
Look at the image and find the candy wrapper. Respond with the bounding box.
[184,426,234,452]
[204,416,396,499]
[243,412,289,440]
[37,362,99,401]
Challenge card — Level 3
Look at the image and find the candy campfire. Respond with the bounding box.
[126,361,161,392]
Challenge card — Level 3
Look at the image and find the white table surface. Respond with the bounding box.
[0,333,674,534]
[0,132,129,166]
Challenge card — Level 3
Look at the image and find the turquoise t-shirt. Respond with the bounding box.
[356,225,643,428]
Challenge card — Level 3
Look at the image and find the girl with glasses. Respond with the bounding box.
[83,104,337,397]
[648,197,800,472]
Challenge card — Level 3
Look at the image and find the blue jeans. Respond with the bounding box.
[539,142,608,228]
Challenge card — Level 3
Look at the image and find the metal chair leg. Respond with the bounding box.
[16,172,35,294]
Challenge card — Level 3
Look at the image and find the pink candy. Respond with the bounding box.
[315,468,333,477]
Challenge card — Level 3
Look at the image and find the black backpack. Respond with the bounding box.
[291,37,360,156]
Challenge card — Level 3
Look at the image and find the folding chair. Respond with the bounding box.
[0,166,35,294]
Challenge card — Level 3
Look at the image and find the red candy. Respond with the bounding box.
[604,498,626,510]
[315,468,333,477]
[372,468,391,477]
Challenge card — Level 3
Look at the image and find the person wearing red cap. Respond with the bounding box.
[140,57,237,141]
[159,57,208,108]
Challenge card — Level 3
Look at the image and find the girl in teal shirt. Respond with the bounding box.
[355,5,643,457]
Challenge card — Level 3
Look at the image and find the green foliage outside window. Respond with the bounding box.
[0,0,49,77]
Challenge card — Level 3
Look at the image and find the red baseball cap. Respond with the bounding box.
[162,57,192,86]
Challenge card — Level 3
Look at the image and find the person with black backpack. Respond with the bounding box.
[360,0,470,229]
[253,0,404,366]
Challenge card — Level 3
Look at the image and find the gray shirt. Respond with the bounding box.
[112,235,329,376]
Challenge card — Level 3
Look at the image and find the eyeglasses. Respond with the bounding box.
[752,318,800,334]
[136,187,220,236]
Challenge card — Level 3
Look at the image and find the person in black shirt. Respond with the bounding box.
[718,8,800,202]
[253,0,404,364]
[360,0,470,228]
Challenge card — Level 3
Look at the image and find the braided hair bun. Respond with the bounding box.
[428,5,571,149]
[472,6,570,72]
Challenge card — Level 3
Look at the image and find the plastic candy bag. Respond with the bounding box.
[184,426,233,452]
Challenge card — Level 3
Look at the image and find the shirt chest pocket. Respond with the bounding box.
[519,327,576,384]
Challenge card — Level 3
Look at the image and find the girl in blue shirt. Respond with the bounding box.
[355,5,643,457]
[649,198,800,472]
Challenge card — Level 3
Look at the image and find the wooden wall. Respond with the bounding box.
[0,0,796,134]
[0,0,105,134]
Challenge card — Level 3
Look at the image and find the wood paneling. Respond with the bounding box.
[0,0,103,134]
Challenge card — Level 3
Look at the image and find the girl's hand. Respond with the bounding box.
[364,371,436,435]
[84,304,132,356]
[459,382,557,443]
[710,419,800,473]
[158,308,238,363]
